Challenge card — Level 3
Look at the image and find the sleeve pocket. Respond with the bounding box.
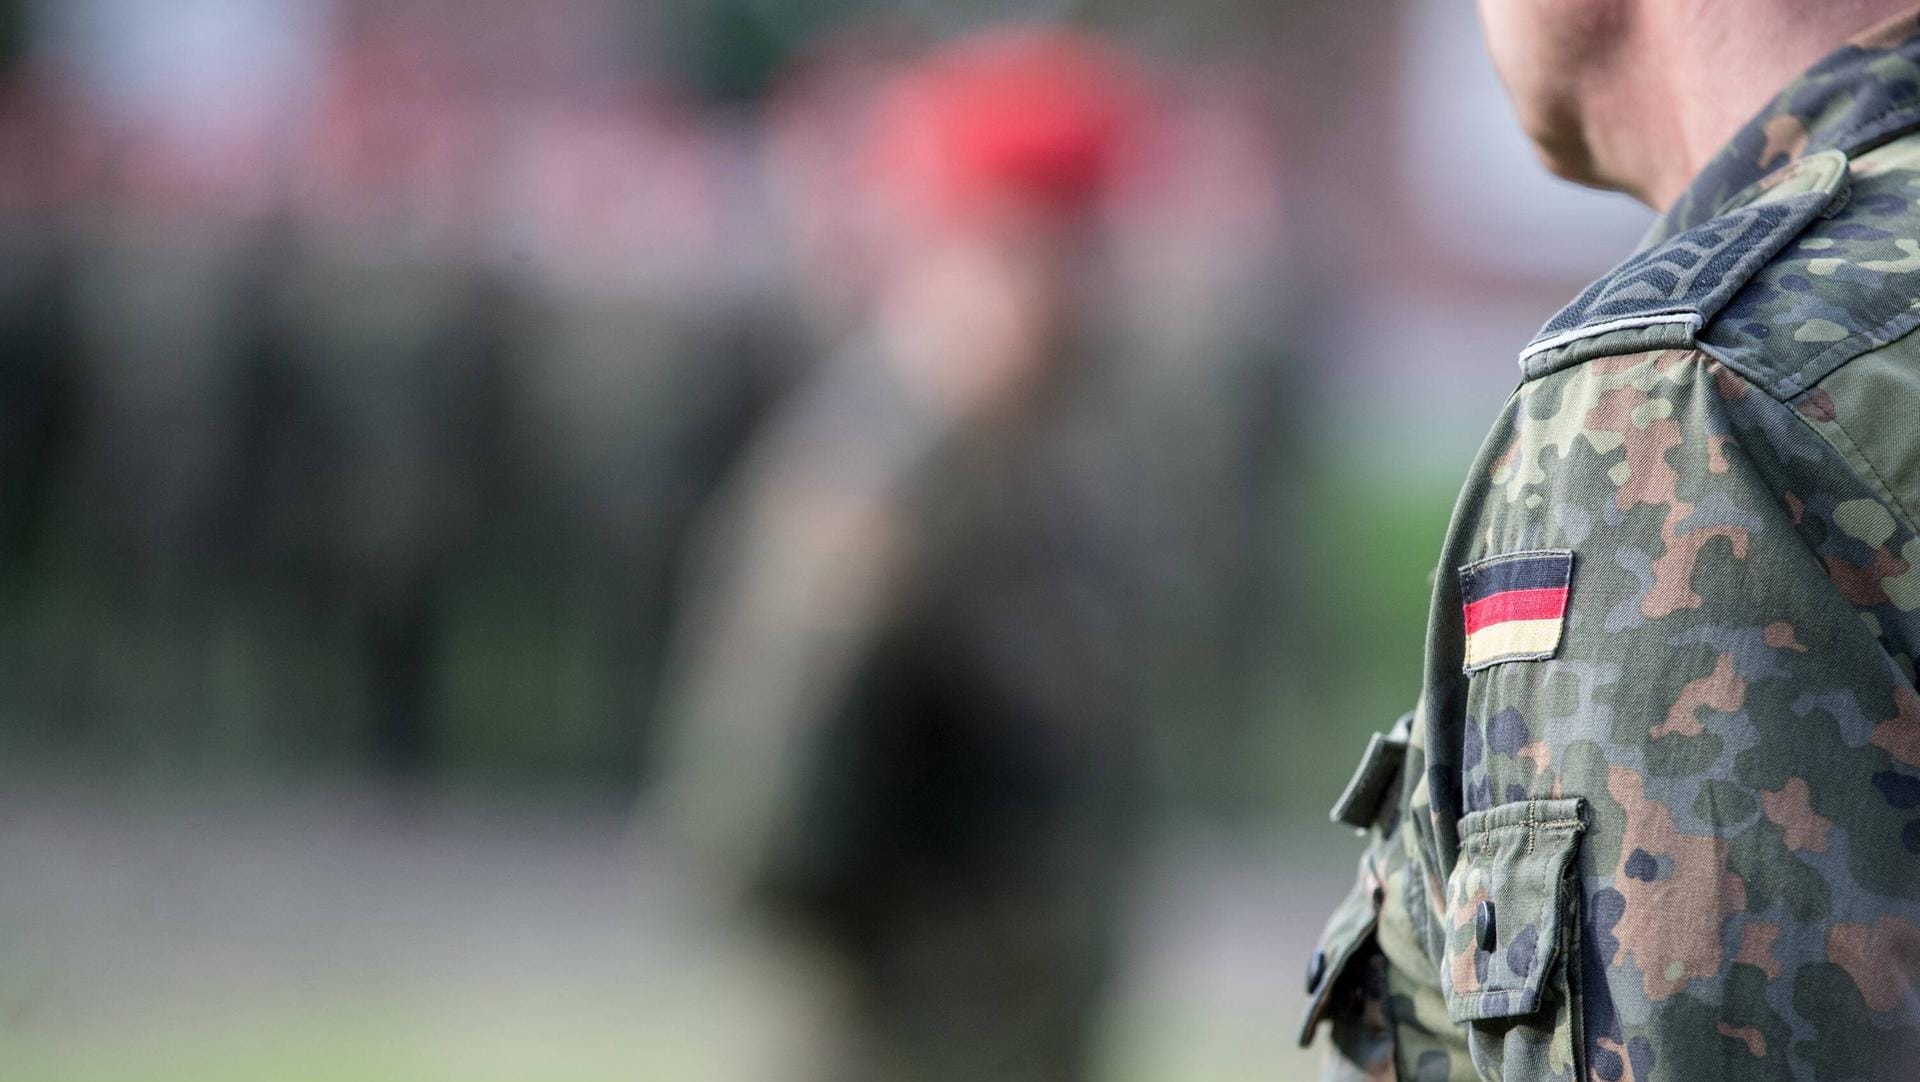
[1442,798,1586,1023]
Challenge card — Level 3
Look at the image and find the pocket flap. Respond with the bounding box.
[1328,713,1412,830]
[1442,798,1585,1023]
[1296,858,1384,1047]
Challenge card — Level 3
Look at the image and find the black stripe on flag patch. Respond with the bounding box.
[1459,550,1574,605]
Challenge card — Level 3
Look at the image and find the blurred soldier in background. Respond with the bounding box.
[0,68,77,586]
[652,26,1159,1082]
[268,18,510,773]
[494,82,781,778]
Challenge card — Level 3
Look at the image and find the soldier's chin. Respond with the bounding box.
[1523,121,1613,193]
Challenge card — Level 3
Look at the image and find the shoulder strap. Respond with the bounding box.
[1520,150,1851,382]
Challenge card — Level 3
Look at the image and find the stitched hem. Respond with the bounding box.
[1461,817,1584,845]
[1462,647,1560,674]
[1458,547,1577,573]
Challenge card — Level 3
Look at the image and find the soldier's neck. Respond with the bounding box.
[1583,0,1912,209]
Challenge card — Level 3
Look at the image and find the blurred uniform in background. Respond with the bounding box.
[267,22,510,773]
[652,27,1160,1082]
[494,83,787,779]
[0,68,78,584]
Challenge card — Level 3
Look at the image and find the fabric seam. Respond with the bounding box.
[1767,300,1920,400]
[1519,312,1702,363]
[1461,818,1583,845]
[1791,391,1920,544]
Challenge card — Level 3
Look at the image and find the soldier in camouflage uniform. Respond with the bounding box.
[1305,5,1920,1080]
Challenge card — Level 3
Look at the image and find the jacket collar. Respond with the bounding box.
[1647,6,1920,245]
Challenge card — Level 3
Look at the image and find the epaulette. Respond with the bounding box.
[1518,150,1853,386]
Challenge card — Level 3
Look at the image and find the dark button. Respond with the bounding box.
[1371,883,1386,907]
[1306,949,1328,994]
[1475,900,1497,952]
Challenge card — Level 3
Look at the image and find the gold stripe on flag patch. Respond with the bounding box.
[1464,617,1563,670]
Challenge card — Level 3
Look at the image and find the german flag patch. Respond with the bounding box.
[1459,550,1574,672]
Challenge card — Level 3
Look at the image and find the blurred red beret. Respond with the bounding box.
[862,25,1153,222]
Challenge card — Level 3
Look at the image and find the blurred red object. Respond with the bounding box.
[863,25,1155,223]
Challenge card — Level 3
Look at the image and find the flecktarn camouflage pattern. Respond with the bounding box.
[1303,9,1920,1081]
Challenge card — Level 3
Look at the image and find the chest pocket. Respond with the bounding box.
[1298,716,1412,1077]
[1443,798,1587,1081]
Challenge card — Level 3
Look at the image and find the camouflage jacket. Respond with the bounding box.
[1305,11,1920,1081]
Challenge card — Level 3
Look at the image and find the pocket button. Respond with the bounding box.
[1475,899,1497,951]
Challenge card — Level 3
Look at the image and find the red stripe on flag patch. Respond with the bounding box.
[1462,586,1569,635]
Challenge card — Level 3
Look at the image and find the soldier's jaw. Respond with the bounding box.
[1474,0,1637,190]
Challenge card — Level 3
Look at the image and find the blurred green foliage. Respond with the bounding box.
[1247,459,1456,822]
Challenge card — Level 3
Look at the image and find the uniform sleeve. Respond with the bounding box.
[648,354,941,894]
[1444,349,1920,1081]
